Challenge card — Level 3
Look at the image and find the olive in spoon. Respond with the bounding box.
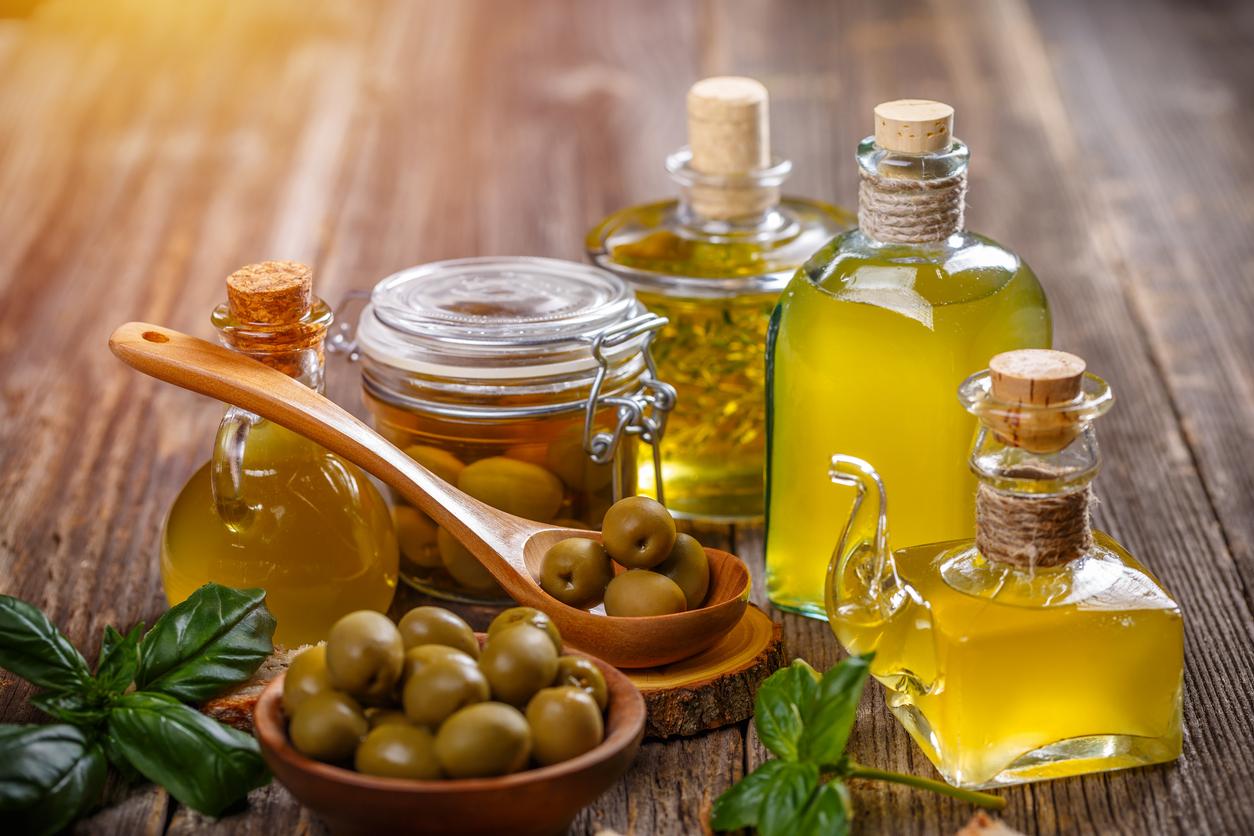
[109,322,749,668]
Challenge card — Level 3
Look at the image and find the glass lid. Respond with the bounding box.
[356,257,648,378]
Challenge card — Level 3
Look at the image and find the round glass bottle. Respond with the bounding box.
[766,100,1052,617]
[345,257,674,603]
[588,76,854,521]
[162,262,398,646]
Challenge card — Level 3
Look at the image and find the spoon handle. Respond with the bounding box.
[108,321,534,572]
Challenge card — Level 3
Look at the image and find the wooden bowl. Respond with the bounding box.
[254,649,645,836]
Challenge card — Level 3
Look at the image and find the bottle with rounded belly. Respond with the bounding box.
[766,100,1051,616]
[588,77,854,521]
[825,350,1183,788]
[161,261,397,645]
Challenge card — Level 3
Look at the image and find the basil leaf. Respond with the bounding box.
[711,759,790,831]
[107,692,270,815]
[0,724,106,836]
[30,692,108,726]
[757,761,820,836]
[799,654,872,766]
[136,584,275,702]
[100,733,141,784]
[753,659,818,760]
[0,595,91,692]
[95,623,143,696]
[793,780,850,836]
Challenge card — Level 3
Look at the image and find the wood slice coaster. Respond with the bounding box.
[626,605,782,739]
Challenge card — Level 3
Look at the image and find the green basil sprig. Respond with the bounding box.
[0,584,277,835]
[711,655,1005,836]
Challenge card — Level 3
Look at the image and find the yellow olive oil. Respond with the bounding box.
[162,420,398,646]
[766,240,1051,615]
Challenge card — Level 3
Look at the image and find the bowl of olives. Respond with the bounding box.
[254,606,646,836]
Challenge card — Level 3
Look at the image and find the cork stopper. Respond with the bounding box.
[873,100,954,154]
[226,260,313,324]
[986,350,1087,453]
[685,76,775,220]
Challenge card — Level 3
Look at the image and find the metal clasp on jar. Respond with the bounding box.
[585,312,676,505]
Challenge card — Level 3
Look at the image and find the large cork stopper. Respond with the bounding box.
[685,76,776,220]
[226,260,313,324]
[874,99,954,154]
[987,349,1087,453]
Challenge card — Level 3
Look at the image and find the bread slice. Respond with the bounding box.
[957,812,1024,836]
[200,645,306,733]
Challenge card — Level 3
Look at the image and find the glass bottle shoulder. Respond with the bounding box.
[587,197,853,287]
[891,531,1180,616]
[794,229,1044,308]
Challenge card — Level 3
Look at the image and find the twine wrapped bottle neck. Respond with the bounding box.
[975,480,1094,569]
[857,168,966,245]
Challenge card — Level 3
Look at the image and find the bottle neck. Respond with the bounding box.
[855,137,968,245]
[212,299,333,393]
[666,146,792,234]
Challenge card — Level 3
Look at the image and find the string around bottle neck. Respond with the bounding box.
[857,168,966,245]
[975,480,1094,569]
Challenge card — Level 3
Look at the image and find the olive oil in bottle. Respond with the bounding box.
[161,262,397,645]
[589,77,854,521]
[825,351,1183,788]
[766,100,1051,616]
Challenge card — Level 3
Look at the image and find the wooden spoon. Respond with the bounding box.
[109,322,749,667]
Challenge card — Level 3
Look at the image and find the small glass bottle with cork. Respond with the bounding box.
[766,99,1053,617]
[161,261,398,646]
[824,349,1183,789]
[588,76,854,522]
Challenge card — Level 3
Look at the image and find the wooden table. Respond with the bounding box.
[1,1,1251,833]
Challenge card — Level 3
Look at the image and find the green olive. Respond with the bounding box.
[538,538,614,609]
[457,457,564,522]
[397,607,479,658]
[478,623,559,706]
[435,702,531,778]
[603,570,687,617]
[543,430,614,493]
[394,505,442,569]
[552,655,608,710]
[402,658,490,727]
[366,708,413,729]
[325,611,405,703]
[601,496,676,569]
[403,444,466,485]
[487,607,562,653]
[655,533,710,609]
[354,724,443,779]
[526,686,604,766]
[283,644,331,715]
[436,527,503,594]
[289,690,367,762]
[403,644,478,683]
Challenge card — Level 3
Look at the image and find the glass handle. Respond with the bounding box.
[211,407,259,531]
[583,313,676,505]
[326,289,371,361]
[825,454,895,627]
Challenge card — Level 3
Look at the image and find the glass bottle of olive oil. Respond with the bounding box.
[162,262,398,645]
[825,350,1183,788]
[766,100,1051,616]
[588,77,854,521]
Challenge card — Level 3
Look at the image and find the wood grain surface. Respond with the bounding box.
[0,1,1250,834]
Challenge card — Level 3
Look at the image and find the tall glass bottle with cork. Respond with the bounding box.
[161,261,398,646]
[766,100,1051,616]
[824,350,1183,788]
[588,77,854,521]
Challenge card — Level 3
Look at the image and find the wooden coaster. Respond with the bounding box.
[626,604,782,739]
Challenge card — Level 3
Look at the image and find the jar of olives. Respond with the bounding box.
[341,257,675,603]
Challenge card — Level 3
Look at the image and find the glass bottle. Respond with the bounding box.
[341,257,674,603]
[766,99,1051,616]
[588,76,854,521]
[162,261,398,646]
[824,349,1183,789]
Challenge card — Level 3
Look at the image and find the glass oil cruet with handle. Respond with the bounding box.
[161,261,398,646]
[824,349,1183,789]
